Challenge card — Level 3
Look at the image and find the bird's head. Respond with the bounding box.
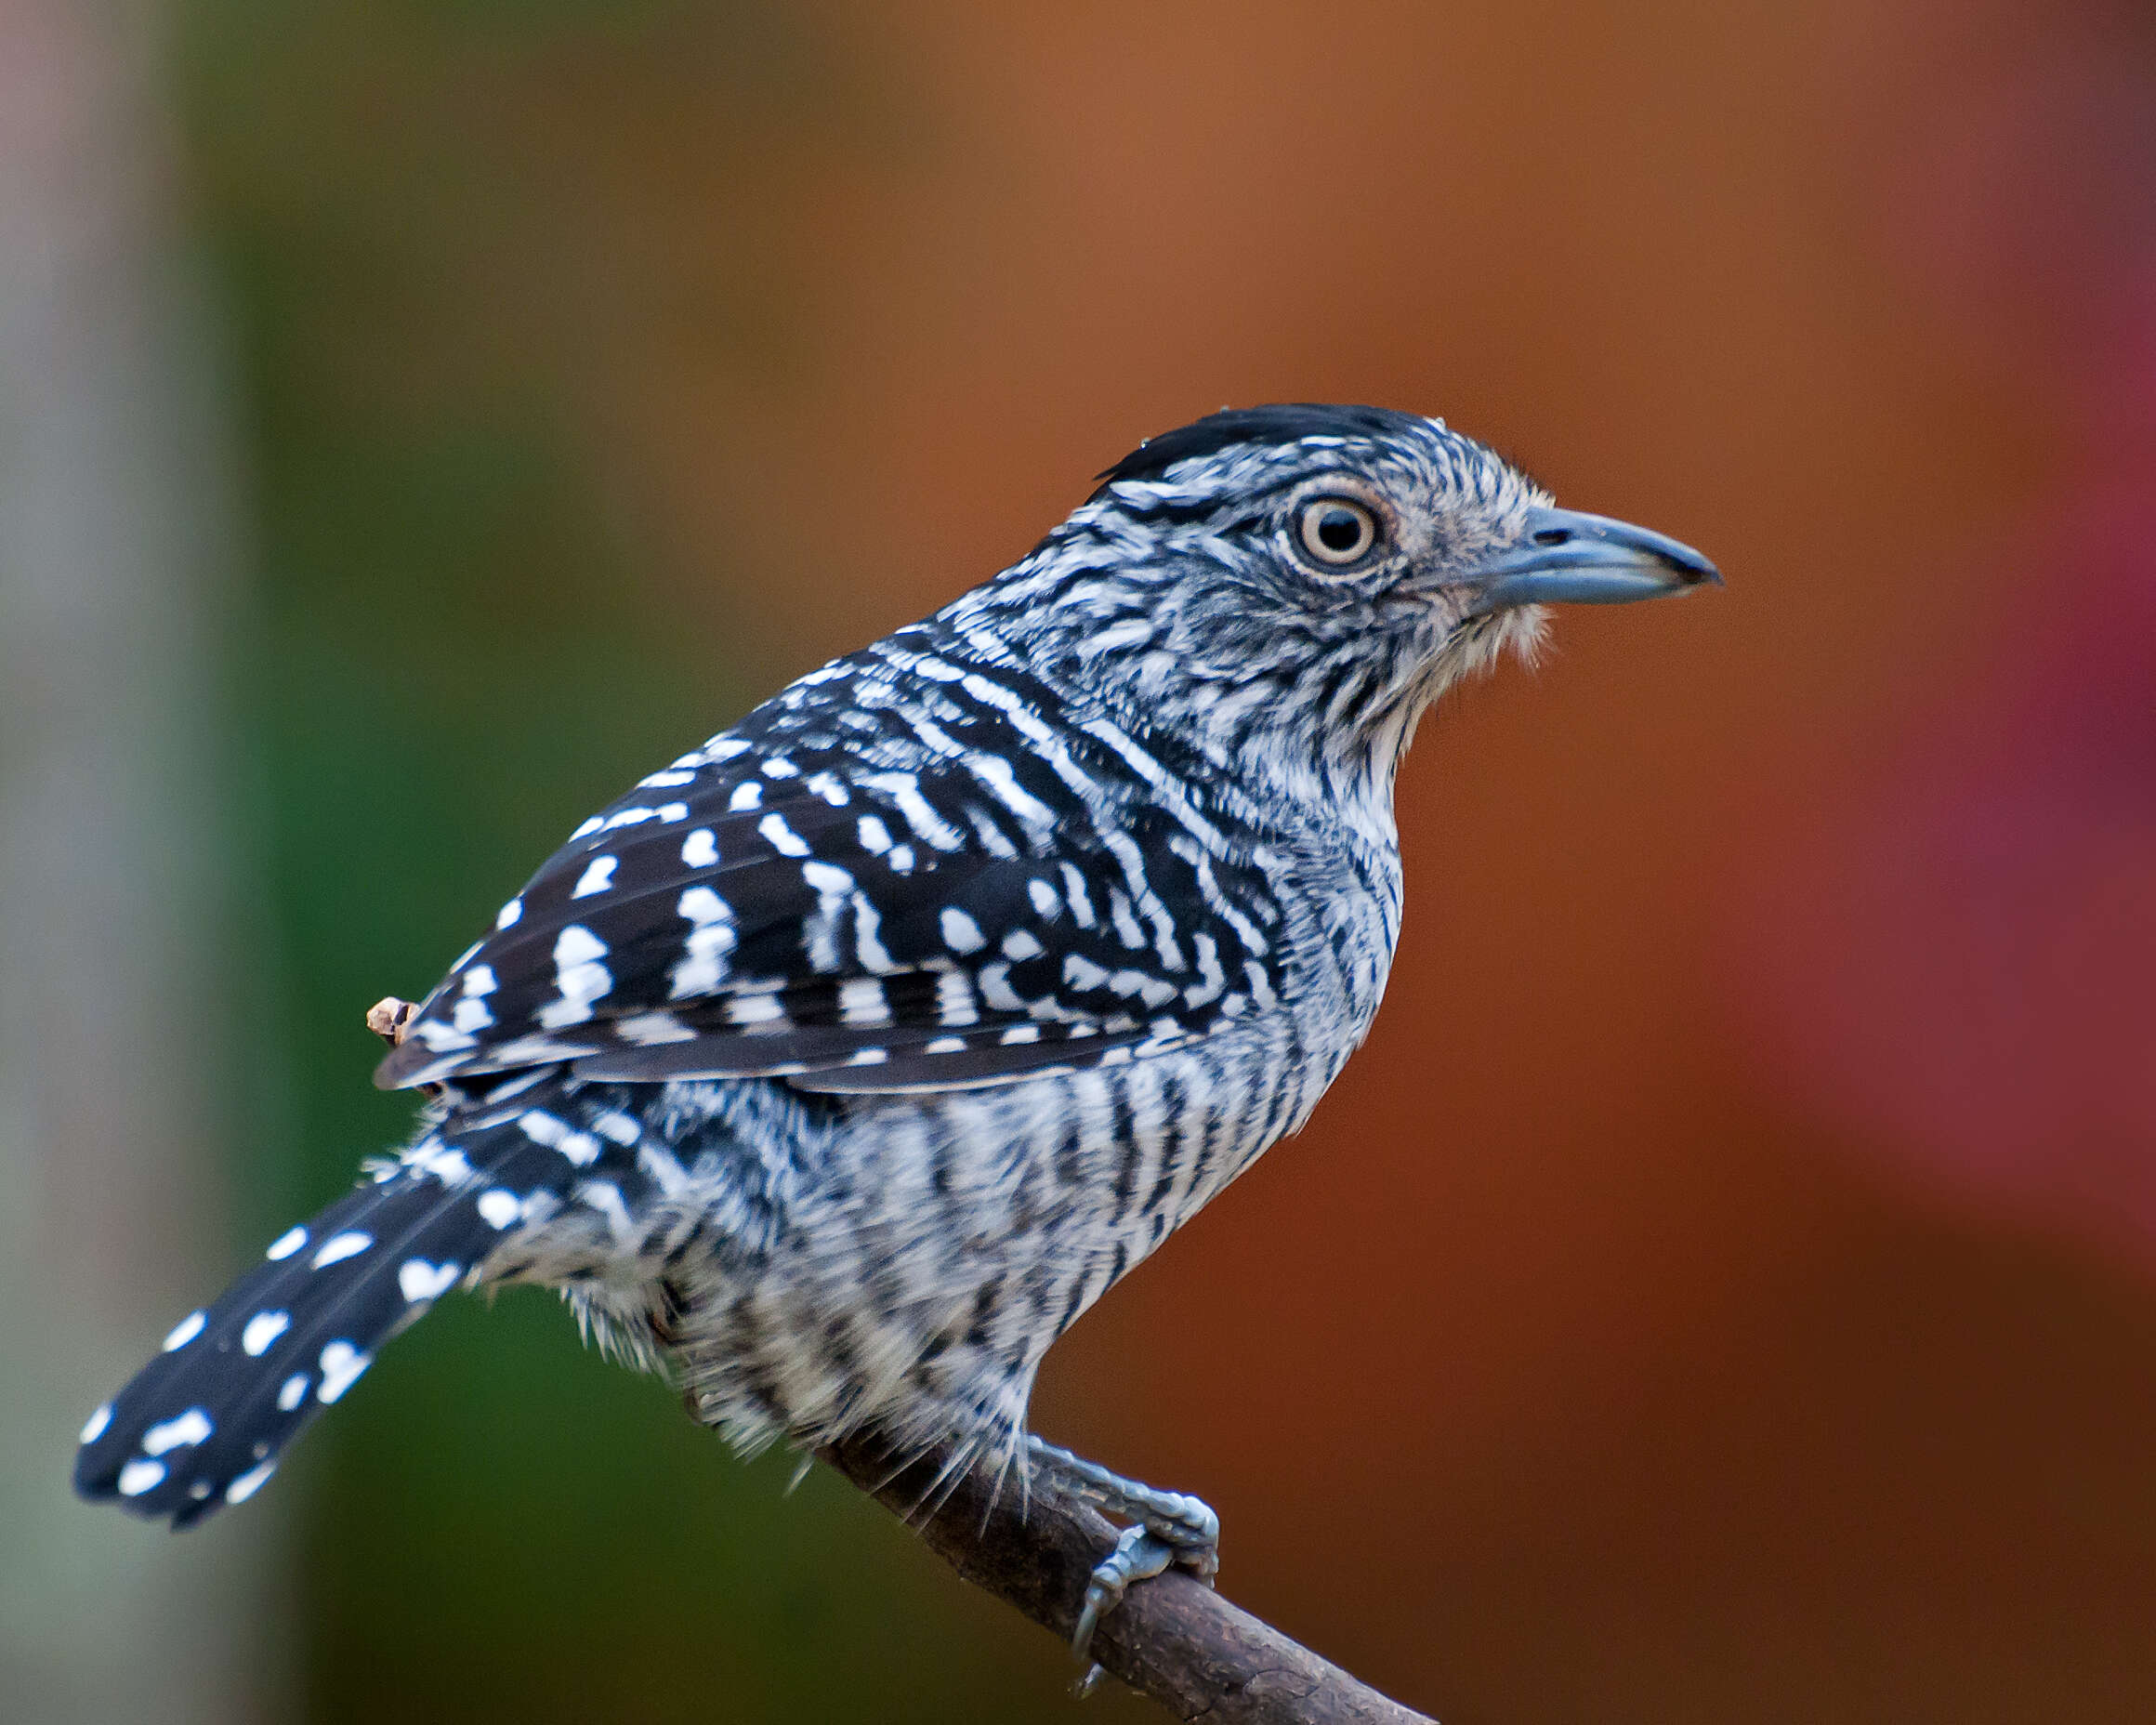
[969,403,1717,801]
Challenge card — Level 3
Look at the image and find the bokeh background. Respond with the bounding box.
[5,2,2153,1720]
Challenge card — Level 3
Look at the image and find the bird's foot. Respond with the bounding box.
[1071,1524,1185,1694]
[1027,1437,1219,1692]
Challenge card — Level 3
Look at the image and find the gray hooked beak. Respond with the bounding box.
[1468,507,1721,611]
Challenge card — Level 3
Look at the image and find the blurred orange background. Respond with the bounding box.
[7,2,2152,1720]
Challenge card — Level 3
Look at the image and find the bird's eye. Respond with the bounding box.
[1295,497,1377,568]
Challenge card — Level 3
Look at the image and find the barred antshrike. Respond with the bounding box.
[76,404,1716,1653]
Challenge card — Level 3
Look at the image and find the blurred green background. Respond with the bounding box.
[7,2,2155,1720]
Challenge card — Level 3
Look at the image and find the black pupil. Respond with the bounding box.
[1316,507,1363,554]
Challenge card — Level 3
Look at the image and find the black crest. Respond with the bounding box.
[1095,403,1428,493]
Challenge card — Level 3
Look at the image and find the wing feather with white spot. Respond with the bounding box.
[375,678,1284,1094]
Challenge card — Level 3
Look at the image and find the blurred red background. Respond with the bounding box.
[8,2,2152,1720]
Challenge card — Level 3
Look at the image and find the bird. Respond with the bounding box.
[73,402,1716,1655]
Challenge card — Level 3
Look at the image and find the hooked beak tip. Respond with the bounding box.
[1473,507,1721,611]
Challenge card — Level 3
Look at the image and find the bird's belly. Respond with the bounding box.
[650,1024,1324,1455]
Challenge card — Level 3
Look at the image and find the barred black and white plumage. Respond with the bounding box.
[75,403,1715,1632]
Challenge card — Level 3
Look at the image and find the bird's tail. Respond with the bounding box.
[73,1073,642,1528]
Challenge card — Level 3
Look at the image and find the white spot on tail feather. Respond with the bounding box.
[142,1409,213,1455]
[242,1310,290,1356]
[398,1259,459,1303]
[317,1342,372,1403]
[311,1231,371,1269]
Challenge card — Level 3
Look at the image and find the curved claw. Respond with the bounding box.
[1032,1438,1223,1694]
[1071,1523,1177,1663]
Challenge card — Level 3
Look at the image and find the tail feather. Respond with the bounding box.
[72,1081,630,1528]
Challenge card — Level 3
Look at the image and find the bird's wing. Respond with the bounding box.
[375,727,1279,1096]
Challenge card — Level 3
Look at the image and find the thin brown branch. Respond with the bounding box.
[821,1431,1437,1725]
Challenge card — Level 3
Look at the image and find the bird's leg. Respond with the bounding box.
[1027,1435,1219,1681]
